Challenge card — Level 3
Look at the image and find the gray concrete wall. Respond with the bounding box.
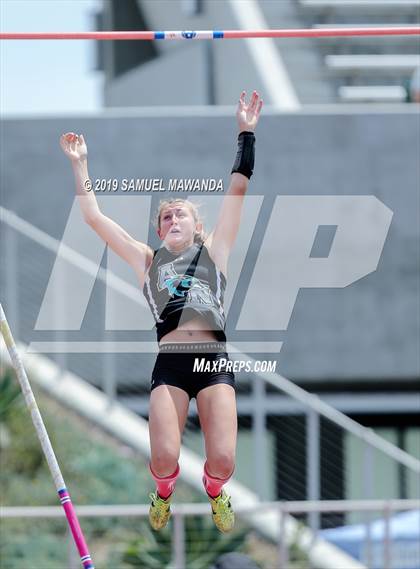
[1,108,419,384]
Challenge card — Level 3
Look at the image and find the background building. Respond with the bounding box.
[1,1,419,568]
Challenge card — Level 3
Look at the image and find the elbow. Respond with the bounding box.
[84,212,101,227]
[230,181,248,196]
[229,173,248,195]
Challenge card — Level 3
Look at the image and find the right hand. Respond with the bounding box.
[236,91,263,133]
[60,132,87,162]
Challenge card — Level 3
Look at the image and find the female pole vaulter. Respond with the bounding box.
[60,90,262,532]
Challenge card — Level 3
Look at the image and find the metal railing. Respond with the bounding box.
[1,499,419,569]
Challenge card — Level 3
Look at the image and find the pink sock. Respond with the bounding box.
[149,462,180,500]
[202,461,234,499]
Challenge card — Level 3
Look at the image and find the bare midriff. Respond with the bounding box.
[159,315,219,344]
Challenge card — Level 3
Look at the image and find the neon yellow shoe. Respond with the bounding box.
[207,489,234,533]
[149,491,172,530]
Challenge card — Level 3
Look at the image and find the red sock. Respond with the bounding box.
[149,462,180,500]
[202,461,234,499]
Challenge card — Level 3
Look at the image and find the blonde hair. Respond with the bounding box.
[154,198,206,244]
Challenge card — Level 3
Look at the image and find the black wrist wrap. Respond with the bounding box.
[231,131,255,179]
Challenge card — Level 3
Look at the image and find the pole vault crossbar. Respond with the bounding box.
[0,27,420,40]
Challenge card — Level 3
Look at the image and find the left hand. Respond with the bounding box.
[60,132,88,162]
[236,91,263,133]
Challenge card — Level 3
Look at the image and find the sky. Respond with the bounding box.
[0,0,103,116]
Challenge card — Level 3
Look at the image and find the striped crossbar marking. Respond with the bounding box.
[154,31,224,40]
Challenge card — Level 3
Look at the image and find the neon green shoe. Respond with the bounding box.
[207,489,234,533]
[149,491,172,530]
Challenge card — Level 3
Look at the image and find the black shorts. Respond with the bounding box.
[151,342,235,400]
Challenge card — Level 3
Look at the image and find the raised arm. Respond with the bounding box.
[206,91,263,275]
[60,133,153,284]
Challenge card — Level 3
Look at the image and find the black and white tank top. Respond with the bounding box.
[143,242,227,342]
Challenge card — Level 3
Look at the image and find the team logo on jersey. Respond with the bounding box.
[157,262,178,292]
[157,261,213,304]
[162,275,213,306]
[165,275,200,297]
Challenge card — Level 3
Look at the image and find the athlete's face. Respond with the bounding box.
[158,205,200,249]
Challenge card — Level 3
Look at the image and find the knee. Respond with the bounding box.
[151,448,179,477]
[207,452,235,479]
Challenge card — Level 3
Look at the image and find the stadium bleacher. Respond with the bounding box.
[338,84,407,102]
[325,54,420,73]
[295,0,420,103]
[298,0,420,20]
